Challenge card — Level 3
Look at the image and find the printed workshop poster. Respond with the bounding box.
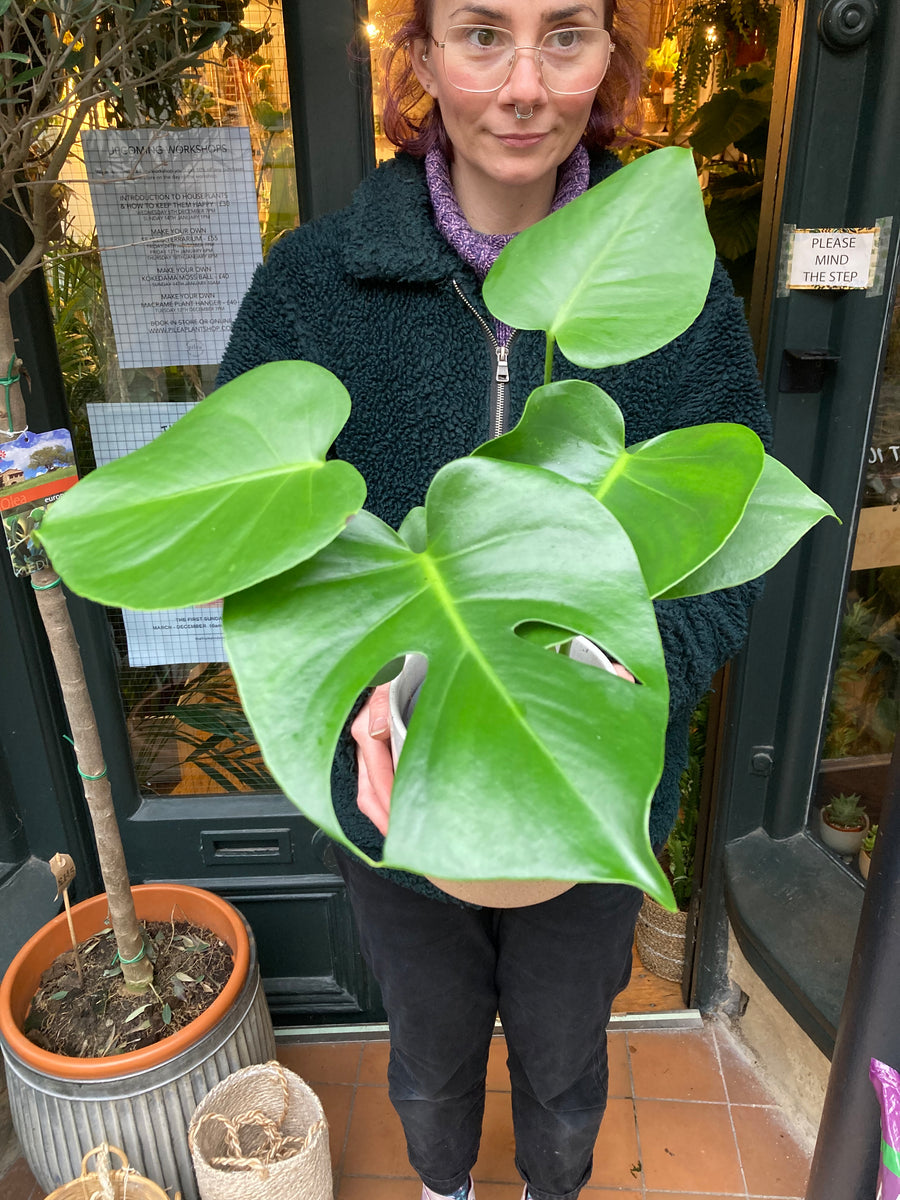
[82,127,263,369]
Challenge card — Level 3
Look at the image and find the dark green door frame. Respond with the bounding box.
[695,0,900,1054]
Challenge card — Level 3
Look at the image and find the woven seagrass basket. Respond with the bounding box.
[45,1145,174,1200]
[634,894,687,983]
[188,1060,332,1200]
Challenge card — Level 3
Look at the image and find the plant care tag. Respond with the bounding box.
[0,428,78,575]
[49,851,76,899]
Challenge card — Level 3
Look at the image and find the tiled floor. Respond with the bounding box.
[1,1021,812,1200]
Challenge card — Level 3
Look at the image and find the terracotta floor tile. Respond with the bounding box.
[338,1176,423,1200]
[714,1031,775,1106]
[473,1183,528,1200]
[582,1191,641,1198]
[277,1040,362,1085]
[732,1104,811,1197]
[473,1090,518,1182]
[627,1030,727,1102]
[590,1097,642,1189]
[315,1082,355,1171]
[486,1036,511,1091]
[343,1084,416,1178]
[645,1193,745,1199]
[635,1099,744,1194]
[607,1032,631,1098]
[0,1159,42,1200]
[358,1038,392,1085]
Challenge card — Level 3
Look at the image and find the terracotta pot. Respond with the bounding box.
[725,29,767,67]
[388,641,617,908]
[0,884,276,1200]
[859,847,872,879]
[0,883,249,1079]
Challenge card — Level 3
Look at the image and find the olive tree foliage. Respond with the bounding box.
[0,1,231,995]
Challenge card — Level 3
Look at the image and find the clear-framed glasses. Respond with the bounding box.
[432,25,614,95]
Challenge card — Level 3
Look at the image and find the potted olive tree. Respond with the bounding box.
[0,6,274,1198]
[39,146,837,915]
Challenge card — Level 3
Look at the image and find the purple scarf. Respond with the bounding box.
[425,142,590,347]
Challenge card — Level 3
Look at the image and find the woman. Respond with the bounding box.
[218,3,770,1198]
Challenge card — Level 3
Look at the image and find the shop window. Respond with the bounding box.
[41,1,298,797]
[814,282,900,871]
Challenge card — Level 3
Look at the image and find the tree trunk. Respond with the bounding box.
[0,291,153,993]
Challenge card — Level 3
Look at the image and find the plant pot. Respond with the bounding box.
[634,894,687,982]
[859,847,872,879]
[388,639,616,908]
[0,884,276,1200]
[818,808,869,855]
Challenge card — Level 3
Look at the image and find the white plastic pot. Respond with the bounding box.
[388,636,617,908]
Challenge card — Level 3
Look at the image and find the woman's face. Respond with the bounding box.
[414,0,606,199]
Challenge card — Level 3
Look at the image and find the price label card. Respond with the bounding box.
[0,429,78,575]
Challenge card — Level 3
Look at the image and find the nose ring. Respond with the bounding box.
[514,105,534,120]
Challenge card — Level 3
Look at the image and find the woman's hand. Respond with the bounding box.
[611,662,636,683]
[351,683,394,836]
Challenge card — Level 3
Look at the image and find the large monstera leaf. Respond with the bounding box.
[657,454,838,598]
[475,381,767,597]
[483,147,716,369]
[224,455,673,905]
[38,361,365,609]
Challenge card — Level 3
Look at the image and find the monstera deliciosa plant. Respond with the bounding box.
[39,147,836,909]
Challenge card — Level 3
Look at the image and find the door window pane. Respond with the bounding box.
[46,1,297,796]
[815,276,900,866]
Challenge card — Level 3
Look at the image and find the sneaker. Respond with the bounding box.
[421,1177,475,1200]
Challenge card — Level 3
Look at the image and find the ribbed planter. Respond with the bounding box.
[634,894,687,983]
[0,884,276,1200]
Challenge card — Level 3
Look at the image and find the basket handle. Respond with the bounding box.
[80,1145,129,1176]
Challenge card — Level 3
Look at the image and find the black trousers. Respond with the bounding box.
[337,852,643,1200]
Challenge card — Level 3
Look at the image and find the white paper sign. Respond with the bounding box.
[87,401,225,667]
[788,228,877,290]
[82,128,263,369]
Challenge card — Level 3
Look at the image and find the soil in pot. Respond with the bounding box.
[23,918,232,1058]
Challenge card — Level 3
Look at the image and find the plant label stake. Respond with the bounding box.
[50,852,83,988]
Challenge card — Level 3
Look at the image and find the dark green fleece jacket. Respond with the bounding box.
[218,150,771,902]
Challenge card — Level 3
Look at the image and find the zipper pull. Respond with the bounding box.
[496,345,510,384]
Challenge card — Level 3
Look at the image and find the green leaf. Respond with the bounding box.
[398,506,426,552]
[0,51,30,63]
[190,21,232,55]
[658,455,838,598]
[49,990,68,1001]
[124,1002,150,1022]
[0,1,14,16]
[689,91,769,159]
[39,361,366,609]
[161,1003,172,1025]
[225,456,674,905]
[475,381,765,597]
[482,147,715,369]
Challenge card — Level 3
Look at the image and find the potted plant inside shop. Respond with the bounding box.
[39,146,838,918]
[635,698,706,982]
[859,823,879,879]
[0,6,276,1199]
[819,793,870,856]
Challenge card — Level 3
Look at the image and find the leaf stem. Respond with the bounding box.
[543,333,555,386]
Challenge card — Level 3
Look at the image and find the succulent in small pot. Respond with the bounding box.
[859,822,879,879]
[819,793,870,855]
